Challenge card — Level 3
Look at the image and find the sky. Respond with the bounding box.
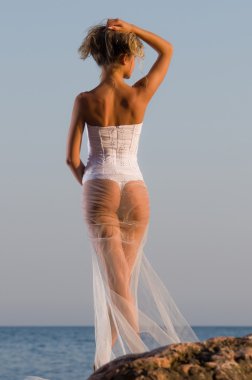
[0,0,251,327]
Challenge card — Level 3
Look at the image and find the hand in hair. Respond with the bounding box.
[106,18,133,33]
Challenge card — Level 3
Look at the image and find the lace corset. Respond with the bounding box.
[82,123,144,185]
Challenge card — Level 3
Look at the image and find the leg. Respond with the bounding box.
[118,180,150,274]
[117,180,150,331]
[82,179,142,349]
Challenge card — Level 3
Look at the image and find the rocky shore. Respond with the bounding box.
[88,333,252,379]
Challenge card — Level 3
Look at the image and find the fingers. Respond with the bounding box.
[106,18,130,33]
[107,18,120,25]
[106,18,121,29]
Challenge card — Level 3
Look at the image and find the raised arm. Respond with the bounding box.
[107,19,174,102]
[131,23,173,101]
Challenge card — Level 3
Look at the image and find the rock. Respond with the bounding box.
[87,333,252,379]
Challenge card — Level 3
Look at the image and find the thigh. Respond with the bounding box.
[82,179,122,236]
[118,180,150,269]
[82,179,131,287]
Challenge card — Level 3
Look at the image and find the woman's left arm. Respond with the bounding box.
[66,93,86,186]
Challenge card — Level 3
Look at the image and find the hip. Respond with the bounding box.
[82,165,144,185]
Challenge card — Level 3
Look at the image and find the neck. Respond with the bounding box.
[100,66,124,86]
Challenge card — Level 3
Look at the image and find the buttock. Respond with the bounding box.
[81,178,150,230]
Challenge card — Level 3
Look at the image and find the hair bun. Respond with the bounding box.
[78,21,144,66]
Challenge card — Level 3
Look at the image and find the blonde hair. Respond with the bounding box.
[77,21,145,66]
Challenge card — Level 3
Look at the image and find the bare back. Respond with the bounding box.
[80,83,147,127]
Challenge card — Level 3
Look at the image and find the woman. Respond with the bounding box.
[66,18,199,372]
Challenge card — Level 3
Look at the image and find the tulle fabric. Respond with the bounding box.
[23,178,198,379]
[81,177,199,370]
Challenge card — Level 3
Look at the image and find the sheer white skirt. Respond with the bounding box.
[81,178,199,371]
[23,177,199,379]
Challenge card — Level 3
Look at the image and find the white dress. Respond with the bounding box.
[24,121,199,379]
[81,122,199,370]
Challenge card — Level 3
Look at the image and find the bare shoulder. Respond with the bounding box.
[78,89,99,104]
[78,91,89,101]
[74,91,89,110]
[132,77,148,89]
[69,92,89,128]
[132,45,174,102]
[131,77,151,105]
[131,80,149,108]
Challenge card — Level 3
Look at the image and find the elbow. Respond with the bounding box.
[66,156,80,168]
[163,40,173,52]
[66,157,72,166]
[166,42,174,53]
[159,42,174,56]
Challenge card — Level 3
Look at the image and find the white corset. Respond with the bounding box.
[82,123,144,185]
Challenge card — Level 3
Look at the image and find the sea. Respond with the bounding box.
[1,326,252,380]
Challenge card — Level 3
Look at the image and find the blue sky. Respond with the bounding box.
[0,0,251,326]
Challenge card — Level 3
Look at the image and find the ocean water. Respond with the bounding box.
[1,325,252,380]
